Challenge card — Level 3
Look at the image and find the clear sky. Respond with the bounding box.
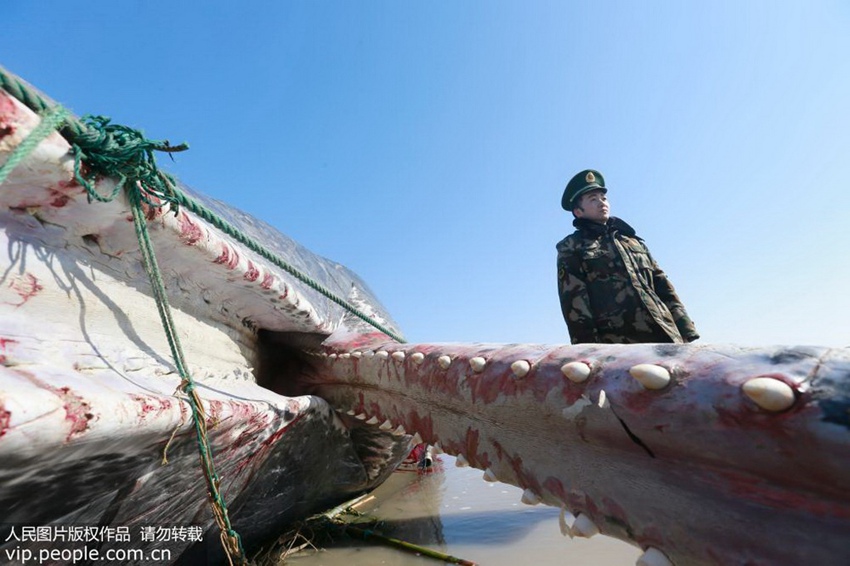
[4,1,849,347]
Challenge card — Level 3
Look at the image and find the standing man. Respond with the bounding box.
[556,169,699,344]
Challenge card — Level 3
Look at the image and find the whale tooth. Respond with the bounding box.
[561,361,591,383]
[392,425,406,436]
[483,468,498,482]
[365,416,380,425]
[363,350,375,358]
[411,432,423,445]
[437,355,452,369]
[376,351,389,359]
[597,389,609,408]
[742,377,796,412]
[391,351,405,362]
[629,364,672,390]
[558,506,576,537]
[637,547,674,566]
[328,353,338,359]
[520,489,540,505]
[379,419,393,430]
[346,409,356,416]
[340,352,351,359]
[455,454,469,467]
[410,352,425,364]
[571,514,599,538]
[351,351,362,358]
[510,360,531,378]
[469,357,486,372]
[355,413,367,420]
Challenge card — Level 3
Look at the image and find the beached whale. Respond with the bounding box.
[1,67,847,565]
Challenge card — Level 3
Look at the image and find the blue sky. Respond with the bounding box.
[4,2,849,347]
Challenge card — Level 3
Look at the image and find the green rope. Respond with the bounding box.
[0,105,70,185]
[169,191,406,342]
[0,65,404,341]
[1,68,406,563]
[72,115,188,207]
[127,185,248,565]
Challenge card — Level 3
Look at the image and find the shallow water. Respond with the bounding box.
[280,455,640,565]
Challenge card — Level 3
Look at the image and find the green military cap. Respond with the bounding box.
[561,169,606,210]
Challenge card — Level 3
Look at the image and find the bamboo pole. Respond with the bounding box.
[342,524,478,566]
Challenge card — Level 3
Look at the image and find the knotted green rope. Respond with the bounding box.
[0,66,404,342]
[1,69,407,564]
[72,115,188,207]
[65,114,248,565]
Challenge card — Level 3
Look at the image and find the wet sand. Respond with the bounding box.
[281,455,640,565]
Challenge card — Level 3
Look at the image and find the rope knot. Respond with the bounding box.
[72,115,189,212]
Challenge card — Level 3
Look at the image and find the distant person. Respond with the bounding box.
[556,169,699,344]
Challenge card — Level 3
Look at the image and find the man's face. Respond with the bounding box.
[574,190,609,223]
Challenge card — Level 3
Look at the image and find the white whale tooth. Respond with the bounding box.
[365,416,380,425]
[597,389,610,408]
[410,352,425,364]
[379,419,393,430]
[455,454,469,467]
[376,351,389,359]
[558,506,576,537]
[469,357,486,372]
[433,442,444,454]
[355,413,367,420]
[340,353,351,359]
[561,361,591,383]
[410,432,423,445]
[391,351,405,362]
[346,409,356,416]
[363,350,375,358]
[510,360,531,378]
[328,353,338,359]
[629,364,671,390]
[571,514,599,538]
[483,468,498,482]
[520,489,540,505]
[742,377,796,412]
[437,355,452,369]
[351,351,362,358]
[636,547,674,566]
[392,425,406,436]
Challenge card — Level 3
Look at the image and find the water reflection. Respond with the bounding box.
[284,455,640,565]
